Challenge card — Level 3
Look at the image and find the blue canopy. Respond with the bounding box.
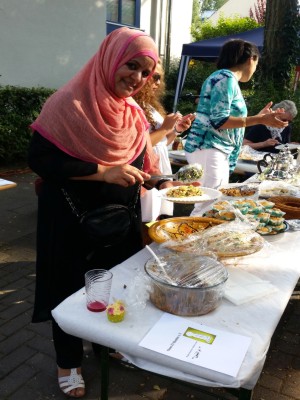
[173,27,264,111]
[182,27,263,58]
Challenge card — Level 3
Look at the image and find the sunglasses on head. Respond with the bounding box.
[152,74,161,82]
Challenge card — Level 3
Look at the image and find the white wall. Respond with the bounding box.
[140,0,193,61]
[0,0,193,89]
[0,0,106,88]
[169,0,193,60]
[209,0,258,24]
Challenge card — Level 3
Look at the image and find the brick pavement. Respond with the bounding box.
[0,170,299,400]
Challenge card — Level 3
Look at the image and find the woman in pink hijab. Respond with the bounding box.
[28,27,176,397]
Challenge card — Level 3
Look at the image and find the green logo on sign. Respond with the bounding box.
[183,327,216,344]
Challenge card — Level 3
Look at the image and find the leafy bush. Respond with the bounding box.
[191,15,260,41]
[164,59,216,114]
[0,86,55,164]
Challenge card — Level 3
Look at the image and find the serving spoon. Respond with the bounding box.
[150,163,203,182]
[145,245,177,286]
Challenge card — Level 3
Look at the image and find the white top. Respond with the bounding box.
[150,107,173,175]
[52,230,300,391]
[140,106,173,221]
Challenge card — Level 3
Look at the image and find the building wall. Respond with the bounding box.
[208,0,258,23]
[0,0,106,88]
[0,0,193,89]
[169,0,193,60]
[140,0,193,61]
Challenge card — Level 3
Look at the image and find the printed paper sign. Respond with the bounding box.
[139,313,251,377]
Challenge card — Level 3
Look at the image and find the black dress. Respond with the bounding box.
[245,124,292,153]
[28,132,144,323]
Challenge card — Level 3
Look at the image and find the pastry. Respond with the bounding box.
[107,300,125,323]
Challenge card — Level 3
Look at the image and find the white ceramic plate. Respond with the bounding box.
[159,186,222,204]
[275,143,300,150]
[168,150,186,161]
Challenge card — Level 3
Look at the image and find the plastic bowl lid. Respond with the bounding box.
[145,254,228,289]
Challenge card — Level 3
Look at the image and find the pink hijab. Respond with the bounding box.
[31,27,159,172]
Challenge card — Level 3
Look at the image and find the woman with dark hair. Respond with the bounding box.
[184,39,288,215]
[28,27,199,397]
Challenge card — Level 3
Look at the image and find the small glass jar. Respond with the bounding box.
[172,137,184,150]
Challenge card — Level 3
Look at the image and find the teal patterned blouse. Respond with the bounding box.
[184,69,247,173]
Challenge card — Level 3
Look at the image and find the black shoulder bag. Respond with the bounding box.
[61,186,140,247]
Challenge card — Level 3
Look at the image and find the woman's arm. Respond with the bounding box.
[220,101,288,130]
[149,113,180,146]
[220,113,288,129]
[28,131,98,180]
[28,132,150,187]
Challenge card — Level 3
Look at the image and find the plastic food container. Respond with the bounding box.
[219,183,259,201]
[145,254,228,316]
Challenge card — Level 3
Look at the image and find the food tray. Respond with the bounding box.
[203,199,288,236]
[219,183,259,201]
[275,143,300,150]
[148,217,225,243]
[167,230,265,258]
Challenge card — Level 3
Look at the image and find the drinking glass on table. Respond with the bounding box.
[85,269,113,312]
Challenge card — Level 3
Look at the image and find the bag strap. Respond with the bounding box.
[62,155,145,217]
[61,187,83,218]
[62,183,141,219]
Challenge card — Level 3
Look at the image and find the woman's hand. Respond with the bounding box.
[160,113,182,132]
[258,101,273,115]
[259,101,285,116]
[99,165,151,187]
[176,113,196,133]
[260,113,289,128]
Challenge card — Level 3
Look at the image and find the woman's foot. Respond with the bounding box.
[58,367,85,398]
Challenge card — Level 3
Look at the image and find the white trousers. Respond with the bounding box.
[186,148,229,216]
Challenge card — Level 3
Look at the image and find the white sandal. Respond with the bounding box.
[58,368,85,397]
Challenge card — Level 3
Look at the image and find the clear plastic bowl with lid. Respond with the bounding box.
[145,254,228,316]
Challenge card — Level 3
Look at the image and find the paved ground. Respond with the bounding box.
[0,169,299,400]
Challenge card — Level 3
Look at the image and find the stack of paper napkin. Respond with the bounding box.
[224,267,277,305]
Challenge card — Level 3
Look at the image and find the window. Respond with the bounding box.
[107,0,140,27]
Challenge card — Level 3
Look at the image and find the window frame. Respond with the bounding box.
[106,0,141,34]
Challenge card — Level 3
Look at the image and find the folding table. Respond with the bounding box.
[52,230,300,400]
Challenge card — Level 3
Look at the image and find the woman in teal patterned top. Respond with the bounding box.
[185,39,288,214]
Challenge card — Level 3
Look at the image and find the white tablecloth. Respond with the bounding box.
[234,160,259,175]
[52,230,300,390]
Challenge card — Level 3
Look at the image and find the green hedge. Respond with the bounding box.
[0,86,55,164]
